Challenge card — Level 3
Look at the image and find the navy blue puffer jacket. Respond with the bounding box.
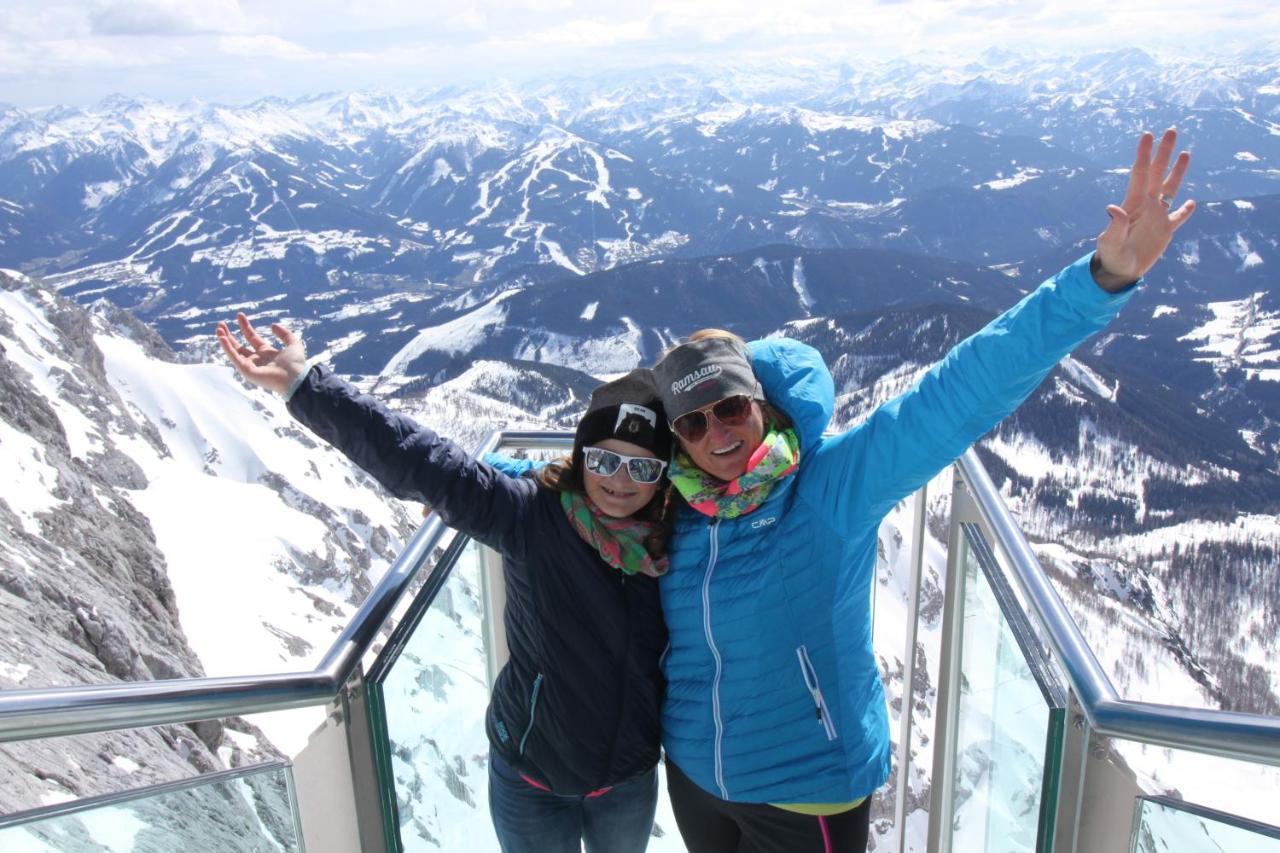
[288,366,667,795]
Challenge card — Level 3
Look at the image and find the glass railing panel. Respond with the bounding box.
[0,762,300,851]
[947,524,1066,853]
[366,530,686,852]
[1111,744,1280,834]
[874,474,954,852]
[367,536,497,851]
[1132,795,1280,853]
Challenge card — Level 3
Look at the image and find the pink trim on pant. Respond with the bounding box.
[519,772,613,798]
[818,814,833,853]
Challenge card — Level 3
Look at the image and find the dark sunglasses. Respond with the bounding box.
[670,394,754,443]
[583,446,668,484]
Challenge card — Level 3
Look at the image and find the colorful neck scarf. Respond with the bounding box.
[561,491,668,578]
[669,426,800,518]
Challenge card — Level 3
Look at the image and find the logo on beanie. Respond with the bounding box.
[615,403,657,434]
[670,365,722,395]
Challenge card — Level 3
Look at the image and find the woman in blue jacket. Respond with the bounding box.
[215,323,674,853]
[648,128,1195,851]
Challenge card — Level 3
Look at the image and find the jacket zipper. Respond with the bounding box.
[519,673,544,755]
[703,518,729,798]
[797,646,838,741]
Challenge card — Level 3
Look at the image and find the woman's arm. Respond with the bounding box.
[804,129,1195,531]
[217,316,535,556]
[805,252,1135,530]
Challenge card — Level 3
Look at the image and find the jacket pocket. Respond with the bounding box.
[796,646,838,741]
[518,673,545,756]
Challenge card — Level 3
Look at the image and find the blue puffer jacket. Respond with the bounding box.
[661,253,1134,804]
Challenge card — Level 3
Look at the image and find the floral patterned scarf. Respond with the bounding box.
[561,491,668,578]
[669,426,801,518]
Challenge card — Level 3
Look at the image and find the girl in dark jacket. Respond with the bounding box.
[216,316,672,853]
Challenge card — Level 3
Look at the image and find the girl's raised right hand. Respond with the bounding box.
[215,312,306,396]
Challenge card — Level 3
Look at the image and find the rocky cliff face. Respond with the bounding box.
[0,271,280,812]
[0,270,419,815]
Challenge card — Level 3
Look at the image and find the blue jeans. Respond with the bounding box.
[488,748,658,853]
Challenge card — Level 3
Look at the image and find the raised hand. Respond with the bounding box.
[1093,128,1196,292]
[215,313,306,396]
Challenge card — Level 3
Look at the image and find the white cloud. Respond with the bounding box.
[0,0,1276,107]
[217,34,316,61]
[90,0,247,36]
[485,17,654,49]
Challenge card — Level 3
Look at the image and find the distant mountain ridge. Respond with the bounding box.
[0,49,1275,353]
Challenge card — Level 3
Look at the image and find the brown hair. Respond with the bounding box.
[661,327,747,358]
[537,456,675,559]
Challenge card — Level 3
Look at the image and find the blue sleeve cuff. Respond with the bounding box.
[283,358,325,401]
[483,454,542,478]
[1058,252,1140,320]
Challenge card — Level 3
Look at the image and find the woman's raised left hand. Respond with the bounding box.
[1093,127,1196,292]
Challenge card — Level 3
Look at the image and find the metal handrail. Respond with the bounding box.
[2,431,1275,769]
[957,447,1280,766]
[0,760,294,830]
[0,429,529,744]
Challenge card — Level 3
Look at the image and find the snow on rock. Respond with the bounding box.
[380,288,520,376]
[1180,292,1280,380]
[1060,355,1116,401]
[791,255,814,314]
[974,168,1043,190]
[513,316,645,376]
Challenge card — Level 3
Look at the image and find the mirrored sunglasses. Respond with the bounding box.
[670,394,754,443]
[583,446,668,484]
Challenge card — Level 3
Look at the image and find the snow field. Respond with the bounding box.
[89,328,415,760]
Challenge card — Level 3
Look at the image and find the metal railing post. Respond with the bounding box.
[893,484,928,853]
[478,543,510,691]
[1054,690,1089,853]
[293,669,389,853]
[927,467,975,853]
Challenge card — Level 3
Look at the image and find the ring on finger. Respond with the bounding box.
[1158,193,1173,207]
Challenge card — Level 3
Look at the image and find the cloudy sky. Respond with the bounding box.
[2,0,1276,108]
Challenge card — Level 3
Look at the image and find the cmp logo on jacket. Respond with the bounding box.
[670,365,722,395]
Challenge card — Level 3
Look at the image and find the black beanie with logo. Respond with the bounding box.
[572,368,672,470]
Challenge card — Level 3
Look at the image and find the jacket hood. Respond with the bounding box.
[748,337,834,454]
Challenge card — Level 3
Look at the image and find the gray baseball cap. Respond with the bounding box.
[652,337,760,422]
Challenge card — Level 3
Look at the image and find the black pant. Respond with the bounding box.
[666,759,872,853]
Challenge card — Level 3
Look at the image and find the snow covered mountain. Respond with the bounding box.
[1,47,1277,848]
[1,48,1275,356]
[0,269,425,813]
